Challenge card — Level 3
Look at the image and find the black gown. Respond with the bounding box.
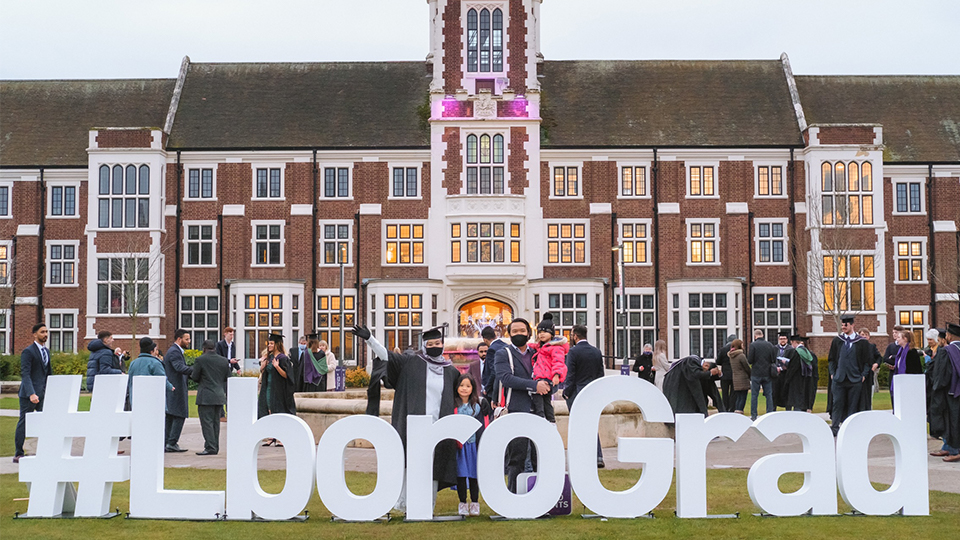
[258,353,297,417]
[929,344,960,449]
[663,356,714,417]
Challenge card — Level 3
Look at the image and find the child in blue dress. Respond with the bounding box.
[454,372,491,516]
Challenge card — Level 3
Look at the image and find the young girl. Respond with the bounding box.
[454,372,491,516]
[529,313,568,423]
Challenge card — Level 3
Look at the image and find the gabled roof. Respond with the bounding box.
[167,62,431,150]
[795,75,960,163]
[0,79,175,167]
[539,60,804,148]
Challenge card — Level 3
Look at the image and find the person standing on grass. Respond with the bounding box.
[480,325,505,400]
[929,323,960,463]
[86,330,126,393]
[828,315,873,437]
[191,339,233,456]
[716,334,737,411]
[127,337,173,410]
[563,324,606,468]
[882,326,923,401]
[728,339,751,414]
[14,323,51,463]
[163,329,193,453]
[529,313,568,423]
[858,328,882,411]
[747,329,777,420]
[453,372,491,517]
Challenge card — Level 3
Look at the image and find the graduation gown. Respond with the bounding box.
[258,353,297,417]
[929,343,960,449]
[367,350,461,490]
[632,352,656,384]
[780,348,815,411]
[663,356,713,416]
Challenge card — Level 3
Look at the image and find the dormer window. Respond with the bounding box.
[467,7,503,73]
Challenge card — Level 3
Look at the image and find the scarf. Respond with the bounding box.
[419,345,452,376]
[895,346,908,375]
[796,346,815,377]
[840,332,863,349]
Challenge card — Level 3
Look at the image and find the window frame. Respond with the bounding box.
[686,218,721,266]
[0,240,11,287]
[251,165,285,201]
[45,240,80,287]
[321,165,353,200]
[46,181,81,219]
[463,133,508,195]
[388,164,422,200]
[0,181,12,219]
[548,163,583,199]
[754,163,787,199]
[319,220,354,267]
[892,179,926,215]
[464,4,507,76]
[185,166,217,201]
[617,219,653,266]
[820,251,878,313]
[0,308,10,354]
[545,219,590,266]
[95,163,151,229]
[894,305,929,347]
[316,290,358,363]
[685,163,720,199]
[383,220,427,266]
[754,218,789,266]
[250,220,286,268]
[95,255,151,316]
[819,160,876,227]
[179,291,222,349]
[892,236,927,284]
[751,288,794,343]
[46,309,79,353]
[617,164,651,199]
[183,220,218,268]
[450,220,521,264]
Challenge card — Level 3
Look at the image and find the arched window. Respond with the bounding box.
[466,135,478,163]
[848,161,859,191]
[479,9,490,72]
[126,165,137,195]
[139,165,150,194]
[861,162,872,190]
[493,135,504,163]
[480,134,491,163]
[821,162,832,191]
[99,165,110,195]
[112,165,123,195]
[492,9,503,72]
[821,161,873,227]
[467,9,478,72]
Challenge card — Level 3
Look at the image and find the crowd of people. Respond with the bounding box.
[11,312,960,513]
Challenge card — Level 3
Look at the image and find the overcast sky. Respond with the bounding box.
[1,0,958,80]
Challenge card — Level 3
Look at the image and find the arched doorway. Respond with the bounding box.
[458,297,513,338]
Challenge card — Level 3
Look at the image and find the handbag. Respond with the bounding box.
[492,346,518,420]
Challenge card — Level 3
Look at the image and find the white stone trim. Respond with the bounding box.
[933,220,958,233]
[16,224,40,236]
[936,293,960,302]
[658,203,680,214]
[359,204,382,215]
[589,203,611,215]
[15,297,39,305]
[290,204,313,216]
[222,204,245,216]
[725,202,749,214]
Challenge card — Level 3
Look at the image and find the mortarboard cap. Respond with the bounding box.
[305,332,319,340]
[946,323,960,338]
[840,315,855,324]
[789,335,804,343]
[938,328,947,339]
[778,330,790,338]
[267,332,285,343]
[422,325,445,341]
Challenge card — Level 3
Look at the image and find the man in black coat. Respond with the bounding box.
[747,329,778,420]
[14,323,52,463]
[290,335,308,392]
[562,324,606,467]
[495,318,551,493]
[190,339,233,455]
[929,323,960,463]
[663,355,722,416]
[716,334,737,412]
[828,315,874,436]
[163,329,193,453]
[214,326,240,420]
[480,325,506,400]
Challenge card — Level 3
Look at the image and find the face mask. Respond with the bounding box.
[299,344,306,351]
[426,346,444,358]
[511,334,529,347]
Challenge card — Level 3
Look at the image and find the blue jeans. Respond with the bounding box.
[750,377,774,420]
[943,442,960,456]
[734,390,748,412]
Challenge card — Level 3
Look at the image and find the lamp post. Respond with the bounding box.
[612,243,628,373]
[335,243,347,391]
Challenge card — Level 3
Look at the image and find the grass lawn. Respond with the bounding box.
[709,390,890,415]
[1,394,199,417]
[1,468,957,539]
[0,417,16,457]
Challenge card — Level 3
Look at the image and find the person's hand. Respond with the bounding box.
[114,347,123,356]
[638,366,645,371]
[862,376,865,382]
[171,387,176,391]
[552,375,560,386]
[536,380,550,395]
[29,394,39,404]
[872,363,879,373]
[272,358,280,368]
[351,325,371,341]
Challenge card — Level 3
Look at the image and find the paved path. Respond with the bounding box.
[3,409,958,494]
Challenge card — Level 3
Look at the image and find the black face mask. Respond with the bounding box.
[511,334,529,347]
[426,346,444,358]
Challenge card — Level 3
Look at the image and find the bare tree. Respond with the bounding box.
[798,194,884,334]
[103,236,174,354]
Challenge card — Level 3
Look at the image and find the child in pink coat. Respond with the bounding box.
[529,313,568,423]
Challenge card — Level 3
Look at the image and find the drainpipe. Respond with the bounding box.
[927,164,936,327]
[311,150,318,334]
[747,210,755,337]
[610,211,617,368]
[218,213,224,331]
[10,237,16,353]
[354,210,361,368]
[37,168,46,322]
[174,151,182,330]
[788,149,798,334]
[652,148,660,341]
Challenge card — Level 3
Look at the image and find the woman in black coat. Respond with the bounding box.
[884,329,923,400]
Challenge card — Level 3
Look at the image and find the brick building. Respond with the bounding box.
[1,0,958,368]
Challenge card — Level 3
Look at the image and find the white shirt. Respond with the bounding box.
[424,365,444,422]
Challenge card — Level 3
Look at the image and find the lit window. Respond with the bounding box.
[689,165,715,197]
[619,221,650,264]
[451,222,520,264]
[822,254,876,312]
[820,161,873,225]
[546,222,587,264]
[48,243,78,285]
[317,293,356,361]
[894,239,926,282]
[752,292,792,342]
[381,293,423,350]
[688,221,719,264]
[321,222,352,265]
[385,223,425,265]
[553,167,579,197]
[620,166,647,197]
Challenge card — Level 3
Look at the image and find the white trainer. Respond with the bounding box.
[469,502,480,516]
[458,502,469,516]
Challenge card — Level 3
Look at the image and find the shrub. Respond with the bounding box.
[0,354,21,380]
[344,367,370,388]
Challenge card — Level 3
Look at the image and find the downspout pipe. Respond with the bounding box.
[174,151,182,331]
[652,148,660,341]
[927,164,936,326]
[610,211,617,369]
[788,148,798,334]
[312,149,318,334]
[37,167,46,322]
[354,210,361,368]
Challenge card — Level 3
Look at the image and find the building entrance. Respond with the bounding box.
[457,297,513,338]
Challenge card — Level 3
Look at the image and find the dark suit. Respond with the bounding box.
[562,339,605,461]
[828,335,874,435]
[716,341,735,411]
[494,344,538,493]
[289,346,306,392]
[163,344,193,449]
[482,339,506,400]
[191,351,232,453]
[16,342,52,457]
[747,338,778,419]
[214,339,238,417]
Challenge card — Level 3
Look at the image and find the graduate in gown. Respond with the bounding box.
[300,334,330,392]
[929,324,960,462]
[352,323,461,512]
[257,332,297,420]
[663,355,721,417]
[781,335,817,411]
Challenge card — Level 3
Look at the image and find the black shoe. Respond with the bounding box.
[597,460,605,469]
[13,455,22,463]
[196,450,218,456]
[165,445,188,453]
